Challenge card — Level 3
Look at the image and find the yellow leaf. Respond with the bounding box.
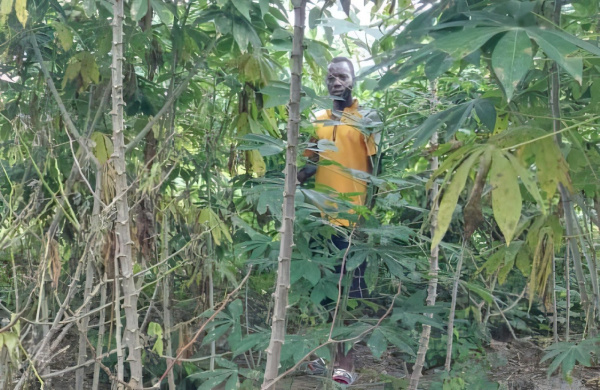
[490,149,521,245]
[78,51,99,89]
[54,22,73,51]
[62,60,81,89]
[505,152,545,213]
[91,132,113,164]
[493,113,508,135]
[535,138,572,200]
[14,0,26,27]
[246,149,266,177]
[431,148,485,248]
[0,0,13,17]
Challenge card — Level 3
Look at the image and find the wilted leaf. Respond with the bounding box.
[490,150,521,245]
[463,150,492,239]
[432,149,485,248]
[48,238,61,288]
[492,29,533,101]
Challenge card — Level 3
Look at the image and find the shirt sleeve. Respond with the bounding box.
[365,134,377,156]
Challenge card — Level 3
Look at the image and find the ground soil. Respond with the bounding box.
[17,328,600,390]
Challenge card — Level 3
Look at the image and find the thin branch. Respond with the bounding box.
[151,266,253,388]
[28,32,100,168]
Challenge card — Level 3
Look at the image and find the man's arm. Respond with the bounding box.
[297,137,319,184]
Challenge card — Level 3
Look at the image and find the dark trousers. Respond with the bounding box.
[331,234,368,299]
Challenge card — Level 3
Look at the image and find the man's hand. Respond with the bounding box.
[297,165,317,185]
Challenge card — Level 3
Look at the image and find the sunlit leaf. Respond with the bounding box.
[432,149,485,248]
[490,150,521,245]
[14,0,27,27]
[131,0,148,21]
[53,22,73,51]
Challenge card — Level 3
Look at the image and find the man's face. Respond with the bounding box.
[327,62,354,99]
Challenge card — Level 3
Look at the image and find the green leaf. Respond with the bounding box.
[490,150,521,245]
[131,0,147,21]
[367,328,387,359]
[432,27,507,59]
[499,241,523,285]
[474,99,496,131]
[225,372,239,390]
[153,338,163,356]
[202,324,231,346]
[147,322,163,338]
[515,244,531,276]
[424,51,454,81]
[83,0,96,17]
[53,22,73,51]
[491,29,533,102]
[149,0,173,25]
[526,28,582,84]
[233,21,249,52]
[197,374,231,390]
[432,149,485,248]
[231,0,250,21]
[461,281,494,304]
[541,339,598,379]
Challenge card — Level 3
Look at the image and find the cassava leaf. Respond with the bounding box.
[491,29,533,101]
[367,328,387,359]
[526,27,582,84]
[432,149,485,248]
[505,153,545,213]
[432,27,507,58]
[14,0,27,27]
[131,0,148,21]
[490,150,521,245]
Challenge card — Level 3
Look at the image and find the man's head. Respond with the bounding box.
[327,57,355,102]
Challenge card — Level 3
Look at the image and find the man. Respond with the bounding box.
[297,57,380,385]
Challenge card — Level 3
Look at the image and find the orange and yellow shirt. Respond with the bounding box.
[305,99,378,226]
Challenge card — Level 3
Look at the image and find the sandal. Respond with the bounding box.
[304,357,327,375]
[332,368,358,385]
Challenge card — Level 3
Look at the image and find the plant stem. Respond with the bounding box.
[261,1,306,388]
[110,0,143,385]
[409,83,440,390]
[445,241,466,371]
[161,212,176,390]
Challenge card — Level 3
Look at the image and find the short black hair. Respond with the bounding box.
[329,57,355,79]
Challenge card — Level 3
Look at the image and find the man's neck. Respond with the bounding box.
[332,96,354,114]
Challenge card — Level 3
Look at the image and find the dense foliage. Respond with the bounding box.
[0,0,599,389]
